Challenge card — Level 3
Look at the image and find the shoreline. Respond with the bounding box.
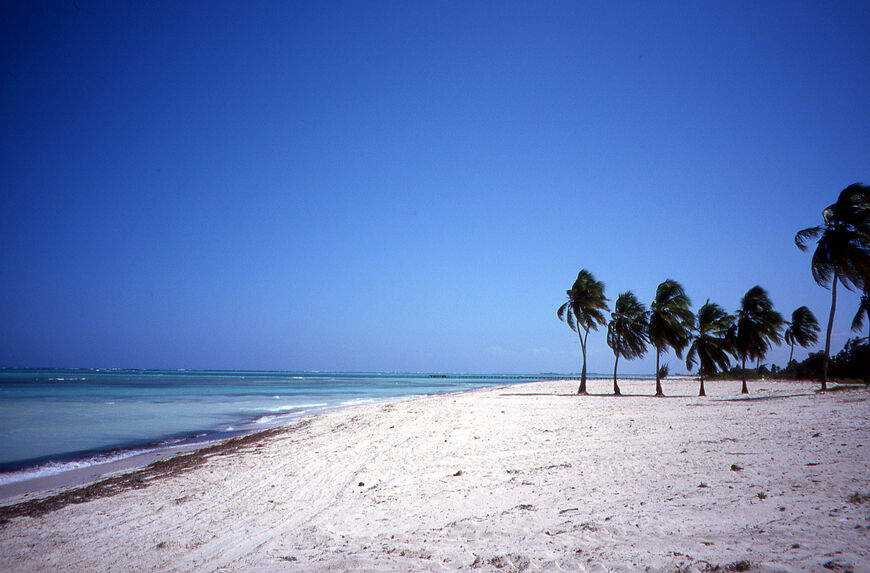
[0,379,522,504]
[0,424,296,523]
[1,378,868,571]
[0,371,574,498]
[0,375,712,502]
[0,376,845,506]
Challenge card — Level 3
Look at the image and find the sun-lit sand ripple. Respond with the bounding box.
[1,378,868,572]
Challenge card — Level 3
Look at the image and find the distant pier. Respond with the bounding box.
[428,374,584,380]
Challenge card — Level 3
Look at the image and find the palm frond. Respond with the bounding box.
[687,300,734,376]
[607,291,649,360]
[851,307,865,332]
[649,279,694,359]
[565,269,610,331]
[788,306,819,348]
[831,183,870,232]
[795,226,822,251]
[557,302,567,322]
[810,244,834,288]
[560,269,612,338]
[734,285,783,362]
[685,342,697,371]
[799,183,870,292]
[852,293,870,332]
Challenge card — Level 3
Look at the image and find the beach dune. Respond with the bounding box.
[1,378,868,572]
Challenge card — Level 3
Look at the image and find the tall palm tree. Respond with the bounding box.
[783,306,820,363]
[606,291,649,395]
[733,286,783,394]
[648,279,694,396]
[557,269,609,394]
[686,301,734,397]
[795,183,870,389]
[850,291,870,385]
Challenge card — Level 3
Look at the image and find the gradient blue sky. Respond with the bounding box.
[2,1,868,373]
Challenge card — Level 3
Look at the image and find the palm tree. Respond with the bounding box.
[795,183,870,389]
[557,269,609,394]
[606,291,649,395]
[783,306,820,364]
[648,279,694,396]
[686,301,734,397]
[733,286,783,394]
[850,291,870,385]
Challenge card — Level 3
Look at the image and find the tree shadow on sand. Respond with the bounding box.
[500,392,699,398]
[499,391,816,400]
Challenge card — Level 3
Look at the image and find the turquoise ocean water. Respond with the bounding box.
[0,369,589,485]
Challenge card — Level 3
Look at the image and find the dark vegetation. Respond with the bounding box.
[557,182,870,394]
[0,423,298,524]
[557,270,608,394]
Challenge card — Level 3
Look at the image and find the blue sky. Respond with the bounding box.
[1,1,868,373]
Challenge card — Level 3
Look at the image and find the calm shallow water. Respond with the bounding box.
[0,369,588,484]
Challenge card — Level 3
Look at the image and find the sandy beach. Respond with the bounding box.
[0,378,868,572]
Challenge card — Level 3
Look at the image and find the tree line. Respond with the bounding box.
[558,182,870,396]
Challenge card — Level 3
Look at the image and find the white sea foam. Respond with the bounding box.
[340,398,375,406]
[0,448,155,486]
[1,370,532,482]
[253,412,308,425]
[265,402,327,412]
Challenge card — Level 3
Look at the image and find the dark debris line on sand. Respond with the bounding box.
[0,422,306,524]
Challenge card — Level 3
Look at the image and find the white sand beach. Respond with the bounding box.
[1,378,868,572]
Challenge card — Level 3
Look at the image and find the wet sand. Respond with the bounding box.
[1,378,868,572]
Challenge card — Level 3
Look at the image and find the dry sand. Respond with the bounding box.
[0,378,868,572]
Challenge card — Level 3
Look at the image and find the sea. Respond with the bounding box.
[0,369,587,487]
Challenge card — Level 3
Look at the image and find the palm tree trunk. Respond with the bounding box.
[822,272,838,390]
[789,342,794,364]
[654,349,664,396]
[741,357,749,394]
[577,329,588,394]
[612,351,621,395]
[698,375,706,397]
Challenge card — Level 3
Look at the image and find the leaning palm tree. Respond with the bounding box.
[606,291,649,395]
[796,183,870,389]
[557,269,609,394]
[783,306,820,363]
[733,286,783,394]
[850,291,870,385]
[686,301,734,396]
[648,279,694,396]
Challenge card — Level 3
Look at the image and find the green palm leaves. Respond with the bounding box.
[850,292,870,384]
[686,301,734,396]
[734,286,783,394]
[557,274,816,395]
[648,280,694,396]
[795,183,870,289]
[606,292,649,395]
[796,183,870,388]
[784,306,820,364]
[557,269,609,394]
[850,292,870,333]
